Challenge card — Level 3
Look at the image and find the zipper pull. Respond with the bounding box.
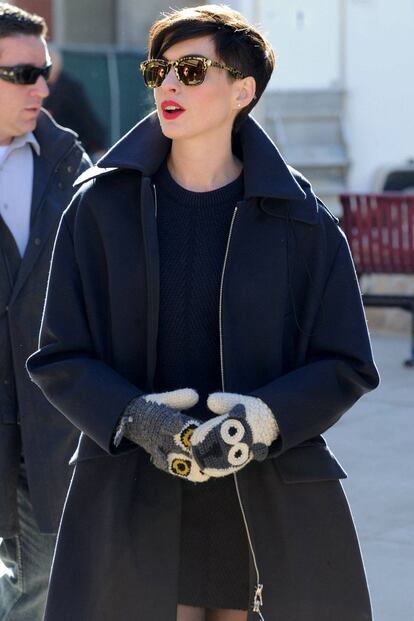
[253,583,263,613]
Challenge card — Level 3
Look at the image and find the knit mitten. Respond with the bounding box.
[114,388,209,483]
[190,392,279,478]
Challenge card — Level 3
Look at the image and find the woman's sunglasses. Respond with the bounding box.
[0,63,52,85]
[140,55,245,88]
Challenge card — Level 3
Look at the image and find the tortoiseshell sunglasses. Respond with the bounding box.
[140,55,245,88]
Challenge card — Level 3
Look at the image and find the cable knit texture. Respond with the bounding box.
[116,389,209,482]
[153,161,243,420]
[191,393,279,477]
[151,164,250,608]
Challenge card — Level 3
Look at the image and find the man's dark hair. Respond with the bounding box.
[147,4,276,131]
[0,2,47,39]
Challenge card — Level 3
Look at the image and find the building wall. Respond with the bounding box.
[262,0,343,90]
[256,0,414,192]
[344,0,414,191]
[9,0,53,38]
[116,0,201,49]
[53,0,116,45]
[65,0,115,45]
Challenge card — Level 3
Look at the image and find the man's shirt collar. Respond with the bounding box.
[10,132,41,156]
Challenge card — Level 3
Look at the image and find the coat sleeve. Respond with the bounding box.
[26,202,143,454]
[251,234,380,456]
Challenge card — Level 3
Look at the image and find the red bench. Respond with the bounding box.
[340,193,414,366]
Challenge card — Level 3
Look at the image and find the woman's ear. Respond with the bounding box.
[234,76,256,110]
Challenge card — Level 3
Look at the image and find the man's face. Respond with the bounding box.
[0,34,49,145]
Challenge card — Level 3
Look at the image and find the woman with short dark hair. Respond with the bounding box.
[28,5,379,621]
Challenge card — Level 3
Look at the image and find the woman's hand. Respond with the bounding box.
[115,389,209,483]
[190,393,279,478]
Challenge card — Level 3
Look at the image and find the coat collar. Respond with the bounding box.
[78,111,319,224]
[34,108,79,163]
[31,108,79,223]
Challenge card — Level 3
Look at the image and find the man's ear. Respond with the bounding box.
[234,76,256,111]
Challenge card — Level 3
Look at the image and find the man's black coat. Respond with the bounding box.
[0,110,90,537]
[28,113,379,620]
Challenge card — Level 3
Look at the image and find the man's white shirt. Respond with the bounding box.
[0,132,40,257]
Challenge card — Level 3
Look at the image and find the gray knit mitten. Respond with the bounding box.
[114,388,209,483]
[190,393,279,478]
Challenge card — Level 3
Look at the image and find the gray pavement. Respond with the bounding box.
[325,331,414,621]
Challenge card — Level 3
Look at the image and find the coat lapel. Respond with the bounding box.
[30,143,51,226]
[11,206,62,306]
[10,111,82,304]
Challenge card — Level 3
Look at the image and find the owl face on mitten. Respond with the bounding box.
[116,389,210,483]
[190,404,270,477]
[160,419,210,482]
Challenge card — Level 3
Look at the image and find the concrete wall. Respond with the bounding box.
[344,0,414,191]
[116,0,201,50]
[257,0,414,192]
[9,0,53,38]
[53,0,116,45]
[262,0,343,90]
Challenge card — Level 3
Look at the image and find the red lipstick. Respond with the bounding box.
[161,100,186,120]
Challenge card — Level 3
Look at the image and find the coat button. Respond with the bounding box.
[34,238,41,246]
[3,379,9,385]
[58,181,64,189]
[67,165,73,173]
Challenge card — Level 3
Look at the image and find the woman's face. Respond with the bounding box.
[153,35,240,143]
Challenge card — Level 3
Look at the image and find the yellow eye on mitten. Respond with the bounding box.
[114,388,209,483]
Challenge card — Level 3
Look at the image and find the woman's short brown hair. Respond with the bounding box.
[147,4,276,131]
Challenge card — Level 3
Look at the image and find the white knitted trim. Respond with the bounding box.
[207,393,279,446]
[144,388,199,410]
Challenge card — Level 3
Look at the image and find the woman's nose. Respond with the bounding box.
[160,66,180,92]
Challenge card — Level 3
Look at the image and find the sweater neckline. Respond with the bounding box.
[153,160,244,208]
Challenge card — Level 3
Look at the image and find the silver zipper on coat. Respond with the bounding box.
[219,206,238,390]
[152,184,158,219]
[219,205,266,621]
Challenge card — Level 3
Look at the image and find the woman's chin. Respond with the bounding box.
[159,124,188,141]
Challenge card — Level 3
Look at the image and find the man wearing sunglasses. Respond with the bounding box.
[0,4,90,621]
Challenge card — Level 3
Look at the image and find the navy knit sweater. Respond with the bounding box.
[153,161,244,420]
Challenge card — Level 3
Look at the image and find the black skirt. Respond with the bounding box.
[178,475,250,610]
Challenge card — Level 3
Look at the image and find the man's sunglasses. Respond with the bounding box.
[140,55,245,88]
[0,63,52,85]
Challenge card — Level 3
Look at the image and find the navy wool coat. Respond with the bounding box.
[27,112,379,621]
